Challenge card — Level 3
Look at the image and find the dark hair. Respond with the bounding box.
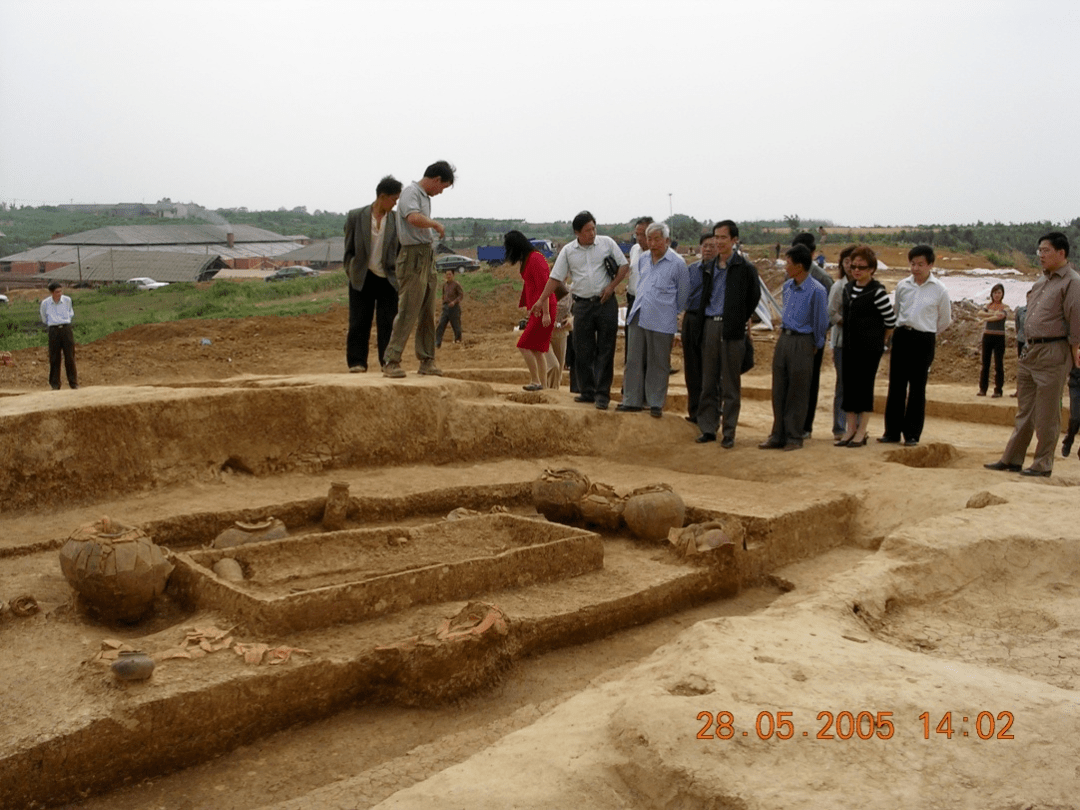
[837,245,856,280]
[503,230,535,267]
[572,211,596,233]
[792,232,816,253]
[849,245,878,271]
[990,283,1005,300]
[713,220,739,238]
[47,281,62,291]
[634,216,654,228]
[375,175,403,197]
[785,244,812,270]
[908,244,936,264]
[423,160,456,184]
[1039,231,1070,258]
[699,232,714,245]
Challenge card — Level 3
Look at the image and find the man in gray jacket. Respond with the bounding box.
[343,175,402,372]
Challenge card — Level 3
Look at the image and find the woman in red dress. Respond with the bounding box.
[508,230,558,390]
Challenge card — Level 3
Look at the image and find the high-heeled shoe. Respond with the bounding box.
[834,435,854,447]
[846,435,868,447]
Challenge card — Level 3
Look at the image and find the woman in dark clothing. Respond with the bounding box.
[977,283,1008,398]
[836,246,896,446]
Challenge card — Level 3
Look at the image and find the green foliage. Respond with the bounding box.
[784,214,801,234]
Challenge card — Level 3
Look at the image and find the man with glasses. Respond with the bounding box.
[985,232,1080,477]
[532,211,628,410]
[879,245,952,447]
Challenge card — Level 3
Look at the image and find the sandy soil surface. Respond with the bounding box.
[2,254,1073,810]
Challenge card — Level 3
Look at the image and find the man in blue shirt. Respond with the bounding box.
[618,222,689,417]
[40,281,78,390]
[760,245,827,450]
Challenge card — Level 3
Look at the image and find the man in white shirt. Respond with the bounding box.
[40,281,78,389]
[343,175,402,372]
[625,217,652,363]
[879,245,952,446]
[531,211,628,409]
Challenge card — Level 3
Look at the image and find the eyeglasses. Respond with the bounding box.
[850,264,870,270]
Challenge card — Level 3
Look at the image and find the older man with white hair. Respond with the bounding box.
[617,222,690,418]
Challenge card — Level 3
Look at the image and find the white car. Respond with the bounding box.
[0,294,8,304]
[126,277,170,290]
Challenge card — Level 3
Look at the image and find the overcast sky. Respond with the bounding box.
[1,0,1076,228]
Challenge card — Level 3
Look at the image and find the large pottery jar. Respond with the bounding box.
[623,484,686,541]
[59,517,174,623]
[532,468,590,524]
[213,517,288,549]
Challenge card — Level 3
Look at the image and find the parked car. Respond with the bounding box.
[435,255,481,273]
[0,294,8,305]
[126,277,170,290]
[265,266,318,282]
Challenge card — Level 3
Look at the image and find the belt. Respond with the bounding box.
[572,295,602,303]
[1027,336,1067,345]
[780,328,811,336]
[709,315,724,322]
[897,325,931,334]
[48,324,71,329]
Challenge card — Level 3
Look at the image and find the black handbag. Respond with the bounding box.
[603,254,619,280]
[741,337,755,373]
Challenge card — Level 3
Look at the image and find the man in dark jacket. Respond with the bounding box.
[695,220,762,448]
[343,175,402,372]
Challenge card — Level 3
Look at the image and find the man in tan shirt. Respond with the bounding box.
[985,232,1080,477]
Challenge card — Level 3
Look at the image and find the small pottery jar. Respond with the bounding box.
[322,481,351,531]
[111,650,155,681]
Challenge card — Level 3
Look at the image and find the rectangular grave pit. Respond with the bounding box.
[170,513,603,634]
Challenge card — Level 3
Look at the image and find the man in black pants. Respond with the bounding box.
[531,211,627,410]
[682,232,718,423]
[792,232,833,438]
[879,245,952,446]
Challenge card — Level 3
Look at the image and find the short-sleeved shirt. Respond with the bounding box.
[1024,263,1080,344]
[549,234,626,299]
[396,181,433,246]
[40,295,74,326]
[627,243,643,296]
[892,273,952,334]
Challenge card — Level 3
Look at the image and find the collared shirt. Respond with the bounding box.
[781,274,828,349]
[1024,262,1080,344]
[550,234,626,299]
[627,248,689,335]
[40,294,74,326]
[368,209,388,278]
[704,253,733,318]
[892,273,952,334]
[395,181,433,246]
[685,260,706,312]
[627,243,643,296]
[442,277,463,306]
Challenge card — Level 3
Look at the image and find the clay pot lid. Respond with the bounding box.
[235,518,276,531]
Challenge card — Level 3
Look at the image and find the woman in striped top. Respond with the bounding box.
[836,246,896,446]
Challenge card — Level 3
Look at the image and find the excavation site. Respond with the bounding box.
[1,313,1078,810]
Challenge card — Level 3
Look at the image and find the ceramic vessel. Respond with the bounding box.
[111,650,155,680]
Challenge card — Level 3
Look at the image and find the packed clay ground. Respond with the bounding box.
[3,246,1074,810]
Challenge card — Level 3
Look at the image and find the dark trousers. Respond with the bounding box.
[347,274,397,369]
[436,302,462,346]
[831,346,846,436]
[572,296,618,405]
[623,292,634,366]
[680,312,705,419]
[769,332,814,445]
[697,319,745,440]
[1066,368,1080,441]
[883,327,936,441]
[803,347,824,435]
[48,324,77,389]
[980,332,1005,394]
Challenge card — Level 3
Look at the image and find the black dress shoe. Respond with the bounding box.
[782,441,804,451]
[684,415,697,424]
[904,439,919,447]
[1020,468,1052,477]
[758,440,784,450]
[721,437,734,449]
[696,433,716,444]
[877,436,901,444]
[574,395,594,403]
[649,407,663,418]
[984,461,1022,472]
[595,400,609,410]
[615,404,642,412]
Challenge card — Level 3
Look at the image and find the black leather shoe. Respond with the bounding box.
[758,440,785,450]
[649,407,663,418]
[903,439,919,447]
[574,395,594,403]
[782,442,804,451]
[595,400,609,410]
[877,436,901,444]
[721,437,734,449]
[684,415,697,424]
[615,404,642,412]
[984,461,1022,472]
[1020,468,1052,477]
[696,433,716,444]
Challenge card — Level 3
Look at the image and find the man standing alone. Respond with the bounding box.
[435,269,464,347]
[985,232,1080,477]
[343,175,402,372]
[40,282,78,390]
[696,220,761,448]
[531,211,628,410]
[879,245,951,446]
[382,160,455,379]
